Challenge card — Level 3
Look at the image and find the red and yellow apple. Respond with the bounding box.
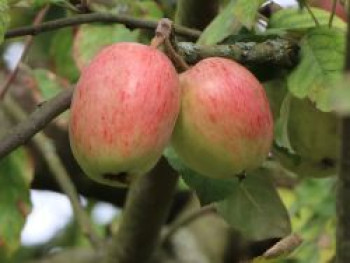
[171,58,273,179]
[69,42,180,186]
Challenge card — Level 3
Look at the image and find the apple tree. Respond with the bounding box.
[0,0,349,262]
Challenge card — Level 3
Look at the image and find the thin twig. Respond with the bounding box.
[162,205,216,242]
[150,19,190,71]
[263,233,303,259]
[2,95,102,250]
[305,3,320,27]
[329,0,338,27]
[5,13,201,40]
[0,5,49,99]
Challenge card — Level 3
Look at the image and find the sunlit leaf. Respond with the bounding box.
[233,0,265,29]
[216,168,291,241]
[197,0,242,45]
[287,27,345,112]
[287,178,335,262]
[0,148,33,256]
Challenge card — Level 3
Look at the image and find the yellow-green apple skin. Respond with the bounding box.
[171,58,274,179]
[69,42,180,186]
[276,98,338,178]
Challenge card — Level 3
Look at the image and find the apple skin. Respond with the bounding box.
[275,97,338,178]
[69,42,180,186]
[310,0,347,21]
[171,58,273,179]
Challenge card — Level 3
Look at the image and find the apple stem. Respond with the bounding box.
[150,18,173,48]
[164,37,190,72]
[150,19,190,72]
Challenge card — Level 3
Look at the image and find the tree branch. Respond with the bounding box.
[0,87,73,160]
[3,95,102,250]
[336,3,350,263]
[106,158,179,263]
[4,13,201,40]
[177,39,299,67]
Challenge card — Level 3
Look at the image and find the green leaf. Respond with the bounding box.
[287,27,345,112]
[269,7,346,31]
[197,0,242,45]
[0,148,33,255]
[164,147,237,205]
[233,0,264,29]
[50,28,79,82]
[73,24,140,70]
[0,0,10,45]
[216,168,291,241]
[33,69,64,100]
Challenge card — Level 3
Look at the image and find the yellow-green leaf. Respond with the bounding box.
[197,0,242,45]
[287,27,345,112]
[233,0,265,29]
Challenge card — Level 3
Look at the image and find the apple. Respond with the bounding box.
[310,0,347,21]
[275,97,338,178]
[171,58,273,179]
[69,42,180,186]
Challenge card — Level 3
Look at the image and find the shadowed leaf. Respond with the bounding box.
[216,168,291,241]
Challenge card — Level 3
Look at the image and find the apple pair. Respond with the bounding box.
[69,42,273,186]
